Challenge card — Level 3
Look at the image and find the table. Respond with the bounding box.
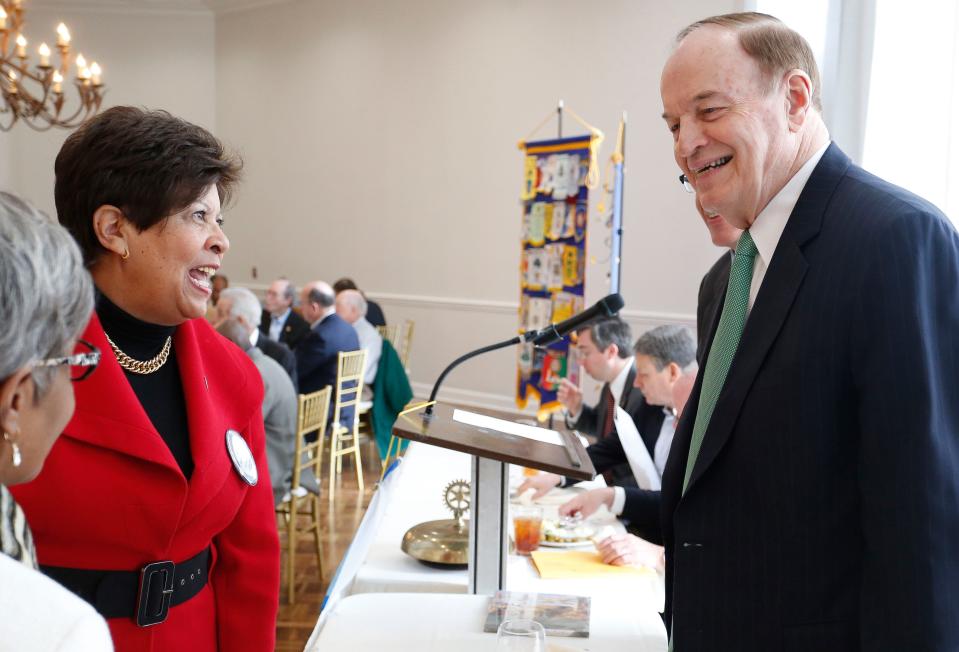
[349,441,663,611]
[307,593,667,652]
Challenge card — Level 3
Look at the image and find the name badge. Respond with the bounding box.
[225,429,258,486]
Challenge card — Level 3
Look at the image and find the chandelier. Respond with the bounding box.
[0,0,104,131]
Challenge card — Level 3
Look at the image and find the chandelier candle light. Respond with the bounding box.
[0,0,104,131]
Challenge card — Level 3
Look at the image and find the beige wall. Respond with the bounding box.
[1,0,739,412]
[216,0,737,410]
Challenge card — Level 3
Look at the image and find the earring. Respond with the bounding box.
[2,432,21,468]
[121,248,130,261]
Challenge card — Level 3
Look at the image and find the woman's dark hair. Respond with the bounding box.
[54,106,242,265]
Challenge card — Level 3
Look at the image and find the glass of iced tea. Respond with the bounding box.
[513,505,543,555]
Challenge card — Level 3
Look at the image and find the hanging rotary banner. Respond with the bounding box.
[517,135,597,419]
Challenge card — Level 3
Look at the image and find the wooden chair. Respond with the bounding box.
[275,386,331,604]
[328,349,368,503]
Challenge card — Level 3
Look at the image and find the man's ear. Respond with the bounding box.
[784,68,814,132]
[91,205,131,258]
[667,362,682,382]
[0,365,34,437]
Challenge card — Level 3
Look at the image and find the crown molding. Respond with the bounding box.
[28,0,294,16]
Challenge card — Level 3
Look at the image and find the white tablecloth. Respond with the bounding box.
[310,441,666,651]
[348,442,663,608]
[308,592,667,652]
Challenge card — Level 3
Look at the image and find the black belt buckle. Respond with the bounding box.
[136,560,175,627]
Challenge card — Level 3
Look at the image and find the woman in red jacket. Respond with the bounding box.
[11,106,280,652]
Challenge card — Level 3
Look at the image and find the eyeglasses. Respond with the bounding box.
[34,339,101,382]
[679,174,694,193]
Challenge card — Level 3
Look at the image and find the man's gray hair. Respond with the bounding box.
[577,317,632,359]
[338,289,368,318]
[307,284,335,308]
[216,318,253,352]
[219,287,261,327]
[278,277,297,307]
[634,325,697,371]
[0,192,93,395]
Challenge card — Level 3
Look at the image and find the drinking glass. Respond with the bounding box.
[495,619,547,651]
[513,505,543,555]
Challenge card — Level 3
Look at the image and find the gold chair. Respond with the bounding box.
[275,386,331,604]
[377,320,415,371]
[328,349,368,503]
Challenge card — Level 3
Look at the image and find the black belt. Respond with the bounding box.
[41,547,210,627]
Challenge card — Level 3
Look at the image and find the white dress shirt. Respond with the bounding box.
[747,142,830,313]
[567,358,633,423]
[269,308,291,342]
[352,316,382,384]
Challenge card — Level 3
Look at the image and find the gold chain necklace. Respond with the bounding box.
[104,333,172,374]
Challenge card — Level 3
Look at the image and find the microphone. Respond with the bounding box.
[529,293,625,346]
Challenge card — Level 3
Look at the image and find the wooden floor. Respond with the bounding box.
[275,438,381,651]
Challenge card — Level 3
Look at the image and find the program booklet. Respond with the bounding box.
[483,590,590,638]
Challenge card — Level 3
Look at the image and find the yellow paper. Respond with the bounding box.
[530,550,654,579]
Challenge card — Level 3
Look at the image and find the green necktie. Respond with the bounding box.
[682,230,757,494]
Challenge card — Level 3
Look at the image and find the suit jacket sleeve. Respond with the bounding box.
[212,405,280,651]
[572,402,601,436]
[621,487,663,544]
[852,208,959,650]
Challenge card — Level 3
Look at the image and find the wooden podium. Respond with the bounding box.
[391,402,596,594]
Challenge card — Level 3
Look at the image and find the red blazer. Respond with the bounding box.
[12,314,280,652]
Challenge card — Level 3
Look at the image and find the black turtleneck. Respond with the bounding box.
[96,292,194,479]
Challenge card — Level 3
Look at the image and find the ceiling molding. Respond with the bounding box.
[29,0,294,16]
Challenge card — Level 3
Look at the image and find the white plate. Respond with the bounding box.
[538,538,595,549]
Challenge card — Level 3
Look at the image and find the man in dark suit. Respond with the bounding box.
[216,287,298,391]
[260,277,311,350]
[296,280,360,398]
[660,13,959,651]
[556,325,698,544]
[518,317,665,495]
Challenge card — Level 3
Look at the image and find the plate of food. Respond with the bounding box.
[539,519,595,548]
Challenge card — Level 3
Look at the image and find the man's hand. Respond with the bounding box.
[558,487,614,519]
[516,472,562,500]
[557,378,583,416]
[595,533,664,570]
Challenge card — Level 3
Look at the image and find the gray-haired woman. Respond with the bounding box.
[0,192,112,651]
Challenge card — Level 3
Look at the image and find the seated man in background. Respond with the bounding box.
[589,345,698,570]
[519,317,663,493]
[297,280,360,397]
[333,277,386,327]
[335,289,381,399]
[261,277,311,350]
[558,325,698,543]
[218,286,298,391]
[217,318,298,506]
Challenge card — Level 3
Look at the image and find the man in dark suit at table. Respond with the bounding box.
[660,12,959,651]
[296,280,360,400]
[518,317,664,494]
[261,277,311,350]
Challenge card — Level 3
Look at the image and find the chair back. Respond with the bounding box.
[377,320,414,370]
[331,349,367,432]
[291,386,332,490]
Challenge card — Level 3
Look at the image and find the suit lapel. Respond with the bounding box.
[682,143,851,495]
[176,320,239,523]
[66,315,180,470]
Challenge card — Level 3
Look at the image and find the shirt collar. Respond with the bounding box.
[749,141,830,269]
[249,327,259,347]
[609,358,634,405]
[272,307,291,323]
